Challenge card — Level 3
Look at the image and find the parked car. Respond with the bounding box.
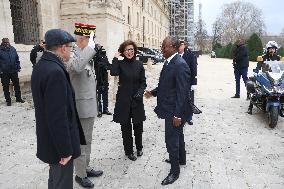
[211,51,216,58]
[151,48,165,63]
[138,47,161,64]
[136,50,150,63]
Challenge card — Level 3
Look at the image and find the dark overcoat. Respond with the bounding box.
[31,51,86,164]
[182,48,197,85]
[235,44,249,69]
[110,57,147,124]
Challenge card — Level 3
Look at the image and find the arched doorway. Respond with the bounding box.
[9,0,40,44]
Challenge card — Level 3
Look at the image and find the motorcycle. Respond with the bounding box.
[247,61,284,128]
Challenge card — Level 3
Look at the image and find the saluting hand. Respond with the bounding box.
[114,52,121,58]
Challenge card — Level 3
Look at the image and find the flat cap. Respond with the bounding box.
[45,29,76,47]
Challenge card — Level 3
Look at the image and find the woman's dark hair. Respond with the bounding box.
[118,40,137,56]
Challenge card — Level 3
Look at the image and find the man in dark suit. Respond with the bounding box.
[31,29,86,189]
[179,40,197,125]
[145,36,191,185]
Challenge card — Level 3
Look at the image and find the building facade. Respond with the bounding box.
[0,0,169,94]
[122,0,170,48]
[168,0,194,46]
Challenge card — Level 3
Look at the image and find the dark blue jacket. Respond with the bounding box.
[0,45,21,73]
[152,54,192,120]
[182,48,197,85]
[31,51,86,164]
[234,44,249,69]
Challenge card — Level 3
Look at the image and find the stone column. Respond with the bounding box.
[0,0,14,42]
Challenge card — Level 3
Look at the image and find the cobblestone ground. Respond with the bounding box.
[0,55,283,189]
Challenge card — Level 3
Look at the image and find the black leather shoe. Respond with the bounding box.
[247,109,252,115]
[97,112,102,118]
[16,99,25,103]
[103,110,112,115]
[87,169,103,177]
[6,101,11,106]
[127,154,137,161]
[137,150,143,157]
[161,173,179,185]
[164,159,186,165]
[231,95,240,98]
[187,120,193,125]
[75,175,94,188]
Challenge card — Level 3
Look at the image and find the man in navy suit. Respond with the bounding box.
[145,36,191,185]
[179,40,197,125]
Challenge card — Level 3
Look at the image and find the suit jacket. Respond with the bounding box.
[152,54,191,120]
[31,51,86,164]
[68,46,98,118]
[182,48,197,85]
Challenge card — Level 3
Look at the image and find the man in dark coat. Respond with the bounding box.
[30,40,45,67]
[0,38,25,106]
[179,40,197,125]
[31,29,86,189]
[93,46,112,117]
[145,36,191,185]
[232,38,249,98]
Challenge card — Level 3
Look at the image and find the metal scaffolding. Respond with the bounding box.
[167,0,194,46]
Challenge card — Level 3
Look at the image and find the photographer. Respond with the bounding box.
[93,46,112,117]
[30,40,45,67]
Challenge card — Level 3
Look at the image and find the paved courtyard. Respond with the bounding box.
[0,55,283,189]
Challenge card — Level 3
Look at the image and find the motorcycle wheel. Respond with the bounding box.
[268,106,278,128]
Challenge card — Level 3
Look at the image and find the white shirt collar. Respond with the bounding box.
[166,52,178,64]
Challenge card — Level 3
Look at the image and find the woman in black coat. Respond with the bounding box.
[110,40,147,161]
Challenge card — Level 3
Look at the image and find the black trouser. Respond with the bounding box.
[97,86,109,112]
[187,90,194,121]
[165,118,186,175]
[0,72,22,102]
[48,160,73,189]
[120,120,143,155]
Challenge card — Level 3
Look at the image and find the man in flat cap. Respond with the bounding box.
[67,23,103,188]
[31,29,86,189]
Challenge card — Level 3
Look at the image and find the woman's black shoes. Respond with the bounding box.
[127,154,137,161]
[137,150,143,157]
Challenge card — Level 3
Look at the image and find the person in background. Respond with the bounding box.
[179,40,197,125]
[30,40,45,67]
[253,41,281,73]
[110,40,147,161]
[0,38,25,106]
[31,28,86,189]
[232,38,249,99]
[93,46,112,117]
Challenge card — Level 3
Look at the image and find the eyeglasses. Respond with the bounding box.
[124,48,134,52]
